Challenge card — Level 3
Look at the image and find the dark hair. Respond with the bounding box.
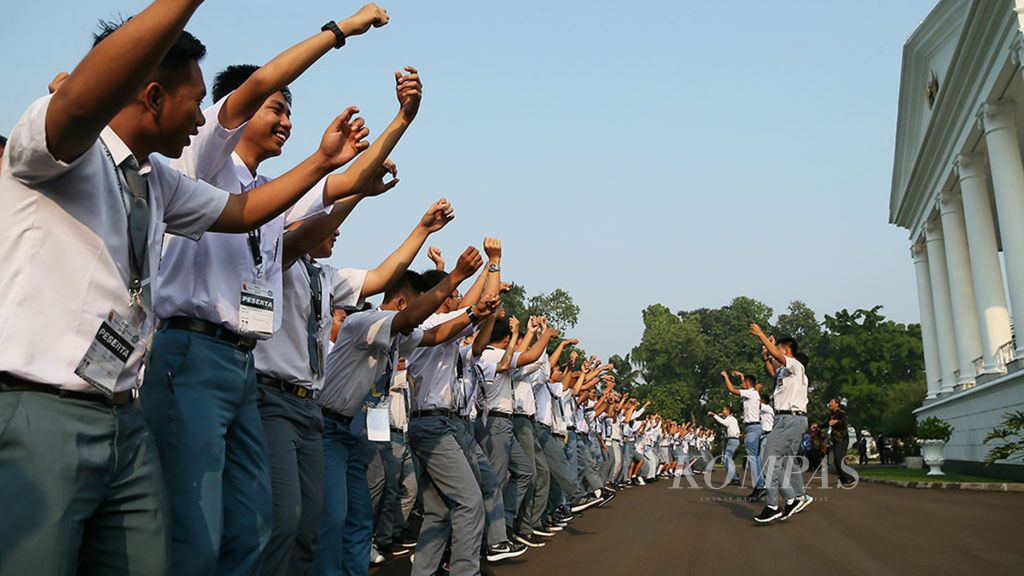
[0,135,7,148]
[742,374,756,387]
[93,19,206,88]
[212,64,292,106]
[489,317,512,344]
[383,271,431,303]
[829,397,841,406]
[420,269,449,290]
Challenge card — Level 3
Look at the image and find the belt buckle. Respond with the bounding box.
[296,386,309,399]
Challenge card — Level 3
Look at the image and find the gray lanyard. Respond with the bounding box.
[100,142,149,306]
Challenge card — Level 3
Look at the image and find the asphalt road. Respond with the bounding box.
[372,471,1023,576]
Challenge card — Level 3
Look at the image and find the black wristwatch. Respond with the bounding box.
[322,21,346,49]
[466,308,479,323]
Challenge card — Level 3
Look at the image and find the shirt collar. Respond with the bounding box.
[233,152,256,189]
[100,127,153,176]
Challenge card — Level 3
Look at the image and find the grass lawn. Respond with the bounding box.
[856,466,1011,484]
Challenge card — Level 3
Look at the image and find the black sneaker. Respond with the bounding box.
[779,499,800,520]
[603,483,618,493]
[746,488,767,502]
[513,532,546,548]
[754,505,784,524]
[542,522,563,532]
[532,526,555,537]
[570,495,600,513]
[486,541,527,562]
[598,491,616,507]
[553,511,574,523]
[380,543,411,557]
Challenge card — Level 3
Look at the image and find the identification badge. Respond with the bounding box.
[366,396,391,442]
[75,310,141,397]
[239,281,275,338]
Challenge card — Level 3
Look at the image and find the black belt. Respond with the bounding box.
[744,421,761,426]
[321,407,353,424]
[411,408,455,419]
[553,432,566,440]
[258,373,317,399]
[391,427,405,435]
[512,413,535,421]
[775,410,807,416]
[0,373,137,406]
[567,425,576,431]
[488,410,513,420]
[163,316,258,351]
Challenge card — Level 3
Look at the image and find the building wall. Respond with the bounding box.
[915,374,1024,478]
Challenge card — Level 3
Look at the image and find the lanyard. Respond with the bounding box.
[100,142,147,302]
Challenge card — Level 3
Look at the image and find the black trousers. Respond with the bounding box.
[831,441,855,484]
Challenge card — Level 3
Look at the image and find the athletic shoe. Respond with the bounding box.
[570,495,601,513]
[514,532,547,548]
[793,494,813,515]
[753,505,784,524]
[379,543,411,558]
[779,499,800,520]
[597,491,616,507]
[399,535,418,549]
[636,476,646,486]
[602,483,618,493]
[746,488,767,502]
[370,544,385,565]
[542,522,563,532]
[486,542,527,562]
[532,527,556,537]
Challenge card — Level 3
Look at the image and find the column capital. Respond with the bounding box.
[925,217,945,242]
[912,240,929,263]
[939,188,964,216]
[955,153,987,182]
[981,102,1017,134]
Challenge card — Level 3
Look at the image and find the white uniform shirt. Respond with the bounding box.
[739,387,761,424]
[254,263,366,390]
[390,369,411,432]
[511,360,542,416]
[760,403,775,432]
[474,347,518,414]
[157,97,326,336]
[533,365,563,428]
[772,357,809,413]
[713,414,741,438]
[406,308,474,412]
[319,309,423,417]
[0,96,228,392]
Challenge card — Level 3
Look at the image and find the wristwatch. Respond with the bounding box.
[321,21,346,49]
[488,263,500,273]
[466,308,479,323]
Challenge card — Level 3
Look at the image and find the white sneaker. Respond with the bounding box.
[370,544,385,565]
[637,476,646,486]
[793,494,814,515]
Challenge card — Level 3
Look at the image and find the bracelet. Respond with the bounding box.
[466,308,479,323]
[321,21,346,49]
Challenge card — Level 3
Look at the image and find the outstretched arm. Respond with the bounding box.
[218,4,389,129]
[750,323,786,365]
[496,317,520,373]
[420,295,499,347]
[721,371,740,396]
[392,246,482,336]
[361,199,453,297]
[46,0,205,162]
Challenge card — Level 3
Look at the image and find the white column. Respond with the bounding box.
[955,154,1013,373]
[938,189,983,387]
[982,102,1024,356]
[913,242,943,400]
[925,219,960,395]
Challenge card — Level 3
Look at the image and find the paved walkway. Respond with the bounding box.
[372,471,1024,576]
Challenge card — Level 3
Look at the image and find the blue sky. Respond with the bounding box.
[0,1,938,360]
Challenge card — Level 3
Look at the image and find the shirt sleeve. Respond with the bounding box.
[285,177,330,225]
[712,414,727,426]
[174,96,247,181]
[327,266,368,308]
[345,310,393,352]
[157,162,230,240]
[785,356,805,379]
[6,95,93,185]
[398,328,425,356]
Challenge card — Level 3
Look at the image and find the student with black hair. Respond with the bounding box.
[313,247,498,576]
[722,370,767,499]
[0,134,6,175]
[749,324,814,524]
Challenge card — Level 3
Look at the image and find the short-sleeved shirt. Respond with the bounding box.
[512,355,545,416]
[406,308,474,411]
[0,96,228,392]
[254,262,366,390]
[390,369,411,431]
[760,403,775,432]
[318,309,423,417]
[474,347,518,414]
[156,97,326,336]
[739,388,761,424]
[773,357,808,412]
[714,414,741,438]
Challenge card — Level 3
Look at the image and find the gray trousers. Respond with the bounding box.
[257,385,324,576]
[762,414,808,507]
[606,441,623,483]
[505,428,533,529]
[577,434,603,494]
[407,415,483,576]
[535,423,578,519]
[513,415,546,534]
[460,419,507,547]
[480,415,533,529]
[0,391,169,575]
[374,431,417,547]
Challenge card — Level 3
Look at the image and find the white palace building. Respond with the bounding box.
[891,0,1024,479]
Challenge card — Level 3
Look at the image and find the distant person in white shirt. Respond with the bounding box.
[0,134,6,175]
[722,370,767,500]
[708,406,741,485]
